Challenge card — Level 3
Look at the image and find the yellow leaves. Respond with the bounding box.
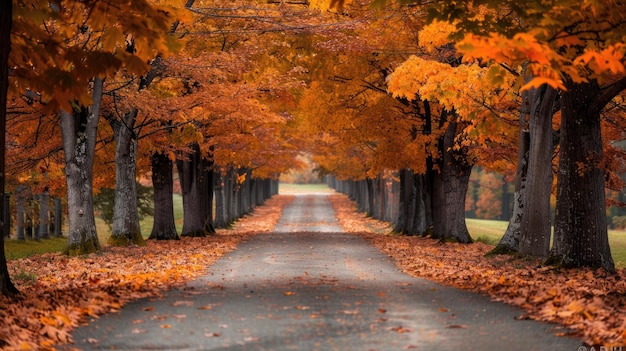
[418,20,457,53]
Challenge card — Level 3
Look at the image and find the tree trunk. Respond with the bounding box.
[518,85,557,257]
[107,109,145,246]
[14,185,28,241]
[201,156,215,234]
[0,1,18,296]
[410,172,431,235]
[491,83,531,255]
[37,191,50,239]
[431,120,472,243]
[214,169,229,229]
[3,193,9,239]
[149,151,178,240]
[394,168,415,234]
[61,78,103,256]
[54,198,63,237]
[177,144,215,237]
[550,80,615,272]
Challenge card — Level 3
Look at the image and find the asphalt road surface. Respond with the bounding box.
[64,194,583,351]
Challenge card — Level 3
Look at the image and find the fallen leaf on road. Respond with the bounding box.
[445,324,468,329]
[389,326,413,333]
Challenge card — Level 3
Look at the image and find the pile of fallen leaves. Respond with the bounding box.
[0,195,294,351]
[328,193,626,347]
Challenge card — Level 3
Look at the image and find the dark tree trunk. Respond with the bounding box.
[550,80,615,272]
[149,152,178,240]
[108,109,144,246]
[0,1,18,296]
[394,168,415,234]
[431,120,472,243]
[225,168,236,225]
[54,198,63,237]
[201,156,215,234]
[61,78,103,256]
[14,185,29,241]
[518,85,557,257]
[177,144,215,237]
[3,193,9,239]
[410,172,432,235]
[38,191,50,239]
[214,169,229,229]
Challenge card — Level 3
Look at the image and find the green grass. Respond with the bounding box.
[467,218,626,267]
[5,194,186,260]
[4,236,68,260]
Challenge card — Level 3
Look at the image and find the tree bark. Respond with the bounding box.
[550,79,615,272]
[518,84,557,257]
[0,0,19,296]
[14,185,29,241]
[177,144,215,237]
[54,198,63,237]
[214,169,229,229]
[431,120,472,243]
[410,172,431,235]
[37,191,50,239]
[107,109,145,246]
[149,151,178,240]
[61,78,103,256]
[394,168,415,234]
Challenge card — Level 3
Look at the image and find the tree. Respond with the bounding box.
[0,0,19,297]
[10,0,178,255]
[431,0,626,271]
[148,151,178,240]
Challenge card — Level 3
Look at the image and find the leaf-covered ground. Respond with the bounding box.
[3,193,625,349]
[0,195,294,351]
[327,193,626,347]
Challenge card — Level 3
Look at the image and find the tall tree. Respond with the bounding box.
[60,80,104,254]
[10,0,178,254]
[431,0,626,271]
[149,151,178,240]
[0,0,19,296]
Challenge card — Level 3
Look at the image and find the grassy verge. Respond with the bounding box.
[467,218,626,267]
[5,194,186,260]
[4,237,68,260]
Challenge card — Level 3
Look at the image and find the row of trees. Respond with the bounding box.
[301,0,626,273]
[0,0,336,295]
[1,0,625,296]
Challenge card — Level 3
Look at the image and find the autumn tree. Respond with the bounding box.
[0,0,19,296]
[387,29,517,243]
[431,1,626,271]
[9,0,179,255]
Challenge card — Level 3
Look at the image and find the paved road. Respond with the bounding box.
[65,194,582,350]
